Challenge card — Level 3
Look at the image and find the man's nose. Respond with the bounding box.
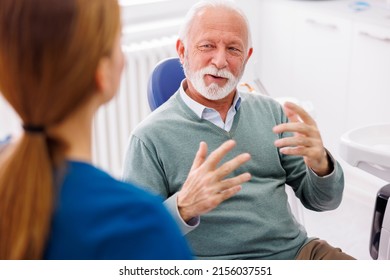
[211,48,228,69]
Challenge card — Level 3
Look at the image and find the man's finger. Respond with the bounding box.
[274,136,311,148]
[279,146,307,156]
[204,139,237,169]
[190,141,208,172]
[273,122,315,136]
[284,102,315,126]
[214,153,251,179]
[218,173,251,191]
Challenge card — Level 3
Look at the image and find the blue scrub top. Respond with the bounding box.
[44,160,193,260]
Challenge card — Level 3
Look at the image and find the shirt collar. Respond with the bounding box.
[179,79,242,119]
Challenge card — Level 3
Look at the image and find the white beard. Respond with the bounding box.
[183,60,241,101]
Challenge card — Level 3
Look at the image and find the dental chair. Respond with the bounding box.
[147,57,185,111]
[370,184,390,259]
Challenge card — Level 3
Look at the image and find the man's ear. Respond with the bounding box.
[245,47,253,64]
[176,39,185,64]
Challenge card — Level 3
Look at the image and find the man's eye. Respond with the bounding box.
[199,44,213,49]
[229,47,240,52]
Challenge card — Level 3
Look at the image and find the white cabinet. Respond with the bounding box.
[346,22,390,131]
[257,0,296,98]
[292,9,352,153]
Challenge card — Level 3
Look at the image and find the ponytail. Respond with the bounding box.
[0,133,53,259]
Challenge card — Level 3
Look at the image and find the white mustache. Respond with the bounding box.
[199,66,235,80]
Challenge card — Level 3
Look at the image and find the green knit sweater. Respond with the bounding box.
[122,91,344,260]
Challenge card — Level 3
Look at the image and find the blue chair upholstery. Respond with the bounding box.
[147,57,185,111]
[0,135,11,152]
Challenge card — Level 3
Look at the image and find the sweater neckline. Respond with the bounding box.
[174,92,241,138]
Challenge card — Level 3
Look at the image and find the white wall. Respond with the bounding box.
[0,94,20,140]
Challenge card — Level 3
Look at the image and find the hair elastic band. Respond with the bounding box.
[22,124,45,133]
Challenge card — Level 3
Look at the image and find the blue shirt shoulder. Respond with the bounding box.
[45,160,193,260]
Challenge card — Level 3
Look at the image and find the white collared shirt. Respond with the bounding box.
[179,80,241,132]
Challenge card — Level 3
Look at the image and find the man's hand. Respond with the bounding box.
[273,102,331,177]
[177,140,251,222]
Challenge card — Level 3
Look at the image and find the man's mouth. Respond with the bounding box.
[205,74,228,81]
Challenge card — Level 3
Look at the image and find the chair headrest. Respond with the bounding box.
[147,57,185,111]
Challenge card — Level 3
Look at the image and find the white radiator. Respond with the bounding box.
[92,35,178,177]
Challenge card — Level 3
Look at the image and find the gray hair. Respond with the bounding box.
[178,0,253,51]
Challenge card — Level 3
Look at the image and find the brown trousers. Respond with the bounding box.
[295,239,356,260]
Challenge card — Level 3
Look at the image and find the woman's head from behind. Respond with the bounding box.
[0,0,121,259]
[0,0,121,127]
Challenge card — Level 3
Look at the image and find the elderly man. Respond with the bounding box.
[122,0,354,260]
